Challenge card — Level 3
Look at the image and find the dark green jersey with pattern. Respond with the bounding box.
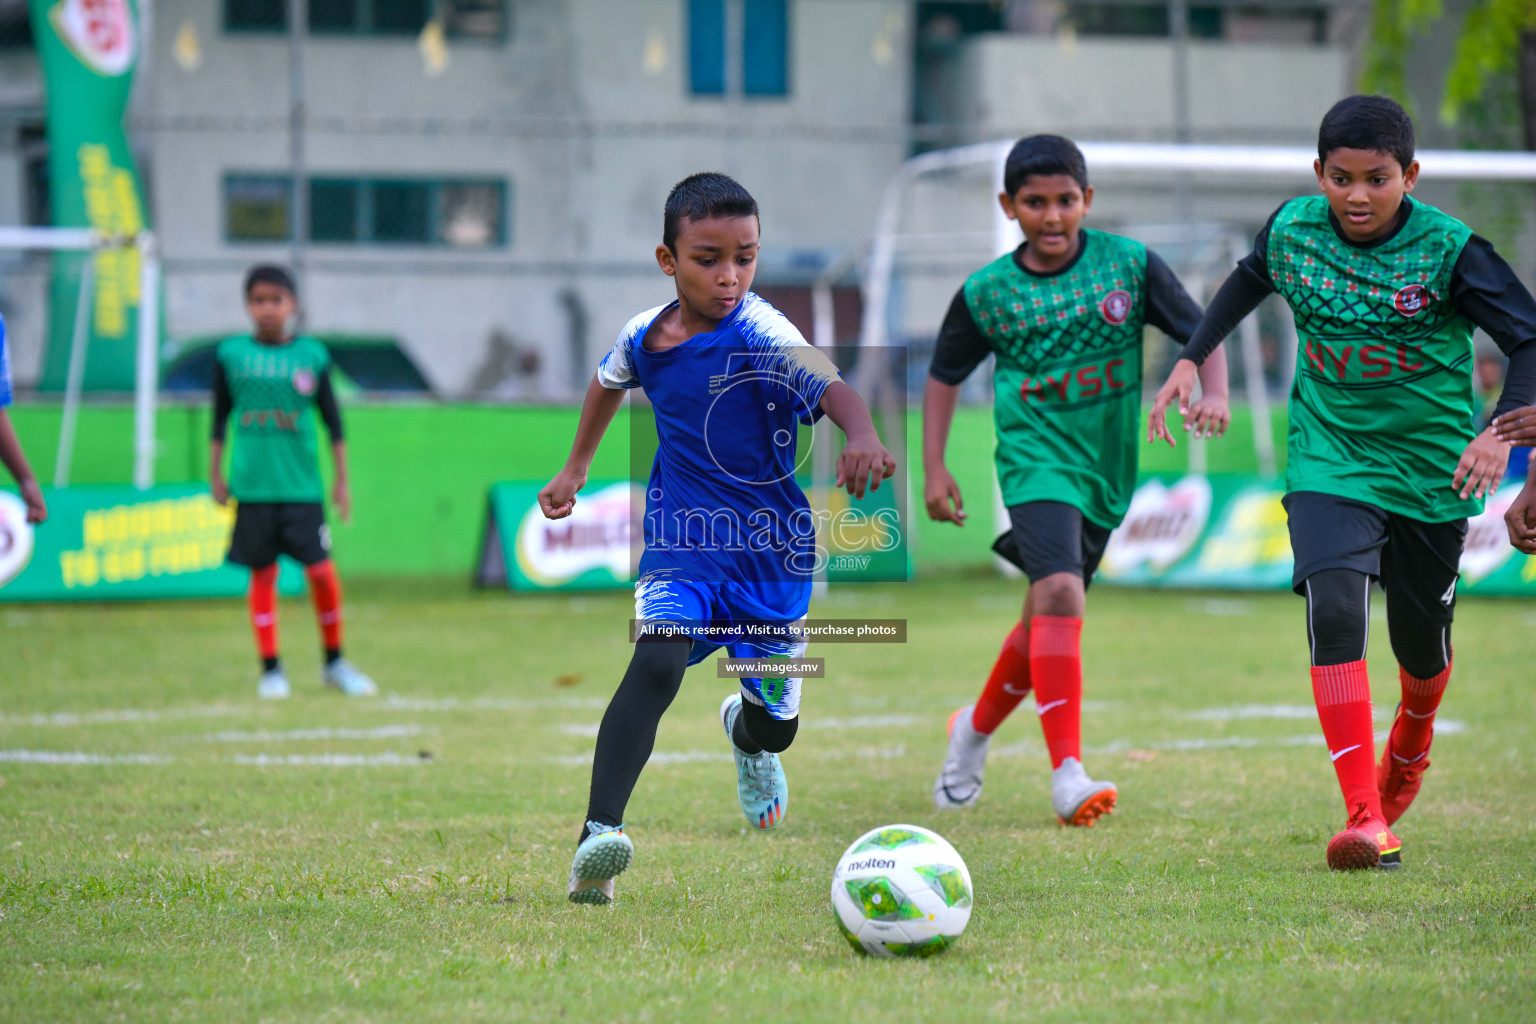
[215,335,333,502]
[959,230,1152,528]
[1268,196,1476,521]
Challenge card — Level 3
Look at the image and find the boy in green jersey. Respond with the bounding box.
[211,266,376,700]
[1152,96,1536,871]
[929,135,1230,826]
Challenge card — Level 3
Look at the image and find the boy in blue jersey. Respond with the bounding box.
[0,315,47,524]
[541,173,896,904]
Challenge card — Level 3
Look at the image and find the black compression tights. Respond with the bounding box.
[580,641,800,845]
[1303,568,1452,678]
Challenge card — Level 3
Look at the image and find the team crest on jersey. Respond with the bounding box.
[292,368,317,396]
[1393,284,1429,318]
[1100,290,1132,325]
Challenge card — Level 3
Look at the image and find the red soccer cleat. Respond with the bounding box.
[1326,803,1402,871]
[1377,709,1432,826]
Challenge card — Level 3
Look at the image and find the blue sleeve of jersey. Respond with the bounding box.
[739,299,841,424]
[0,315,12,408]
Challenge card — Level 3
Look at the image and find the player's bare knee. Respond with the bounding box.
[1029,572,1085,617]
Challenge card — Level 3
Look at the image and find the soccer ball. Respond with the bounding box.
[830,823,973,958]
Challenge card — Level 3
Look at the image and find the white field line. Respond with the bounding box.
[1184,599,1255,616]
[557,723,602,737]
[206,725,421,743]
[804,715,919,730]
[1185,704,1467,727]
[383,695,607,712]
[0,750,170,764]
[230,752,425,767]
[995,722,1464,758]
[547,749,732,767]
[0,705,240,728]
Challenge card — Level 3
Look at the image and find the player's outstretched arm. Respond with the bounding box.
[1188,345,1231,440]
[1494,405,1536,446]
[540,374,626,520]
[819,380,896,500]
[1505,458,1536,554]
[0,409,45,523]
[209,359,233,508]
[316,370,350,523]
[1452,426,1510,501]
[921,376,965,525]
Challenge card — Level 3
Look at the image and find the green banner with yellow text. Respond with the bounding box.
[1096,474,1536,595]
[31,0,149,391]
[0,485,304,602]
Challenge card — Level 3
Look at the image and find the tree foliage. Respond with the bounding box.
[1365,0,1536,124]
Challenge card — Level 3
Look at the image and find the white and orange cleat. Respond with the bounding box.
[1052,757,1117,827]
[1326,803,1402,871]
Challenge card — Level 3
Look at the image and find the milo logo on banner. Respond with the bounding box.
[1101,476,1212,576]
[512,482,641,589]
[49,0,135,76]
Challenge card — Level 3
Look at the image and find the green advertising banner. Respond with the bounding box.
[476,477,910,592]
[30,0,150,391]
[1097,474,1536,596]
[0,485,304,602]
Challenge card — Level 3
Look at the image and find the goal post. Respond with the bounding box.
[833,141,1536,471]
[0,227,162,491]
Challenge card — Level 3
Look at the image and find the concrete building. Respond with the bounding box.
[0,0,1520,398]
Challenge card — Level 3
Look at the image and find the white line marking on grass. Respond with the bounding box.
[1182,704,1319,721]
[383,696,607,712]
[557,723,601,737]
[206,725,421,743]
[546,749,732,768]
[805,715,918,730]
[230,752,425,767]
[989,721,1465,758]
[0,750,170,764]
[0,705,239,728]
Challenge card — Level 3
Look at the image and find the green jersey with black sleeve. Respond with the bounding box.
[929,229,1203,529]
[211,335,343,503]
[1178,195,1536,523]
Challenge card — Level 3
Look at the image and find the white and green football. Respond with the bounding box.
[830,823,973,958]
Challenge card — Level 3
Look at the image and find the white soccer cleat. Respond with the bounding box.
[322,658,377,697]
[933,705,991,809]
[257,667,291,700]
[1052,756,1117,827]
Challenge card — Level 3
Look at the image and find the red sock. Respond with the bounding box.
[1394,661,1451,759]
[305,559,344,655]
[971,623,1031,735]
[1311,660,1382,820]
[248,564,279,662]
[1029,616,1082,768]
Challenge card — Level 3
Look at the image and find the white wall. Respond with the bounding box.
[952,35,1347,143]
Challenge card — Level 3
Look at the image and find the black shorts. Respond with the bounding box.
[1283,490,1466,608]
[227,502,331,568]
[992,501,1112,585]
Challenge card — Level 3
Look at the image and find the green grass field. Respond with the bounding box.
[3,576,1534,1022]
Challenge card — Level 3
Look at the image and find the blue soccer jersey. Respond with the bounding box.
[0,315,12,408]
[597,291,840,633]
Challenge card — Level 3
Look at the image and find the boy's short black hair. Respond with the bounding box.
[244,264,296,298]
[1317,95,1416,171]
[663,172,759,252]
[1003,135,1088,196]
